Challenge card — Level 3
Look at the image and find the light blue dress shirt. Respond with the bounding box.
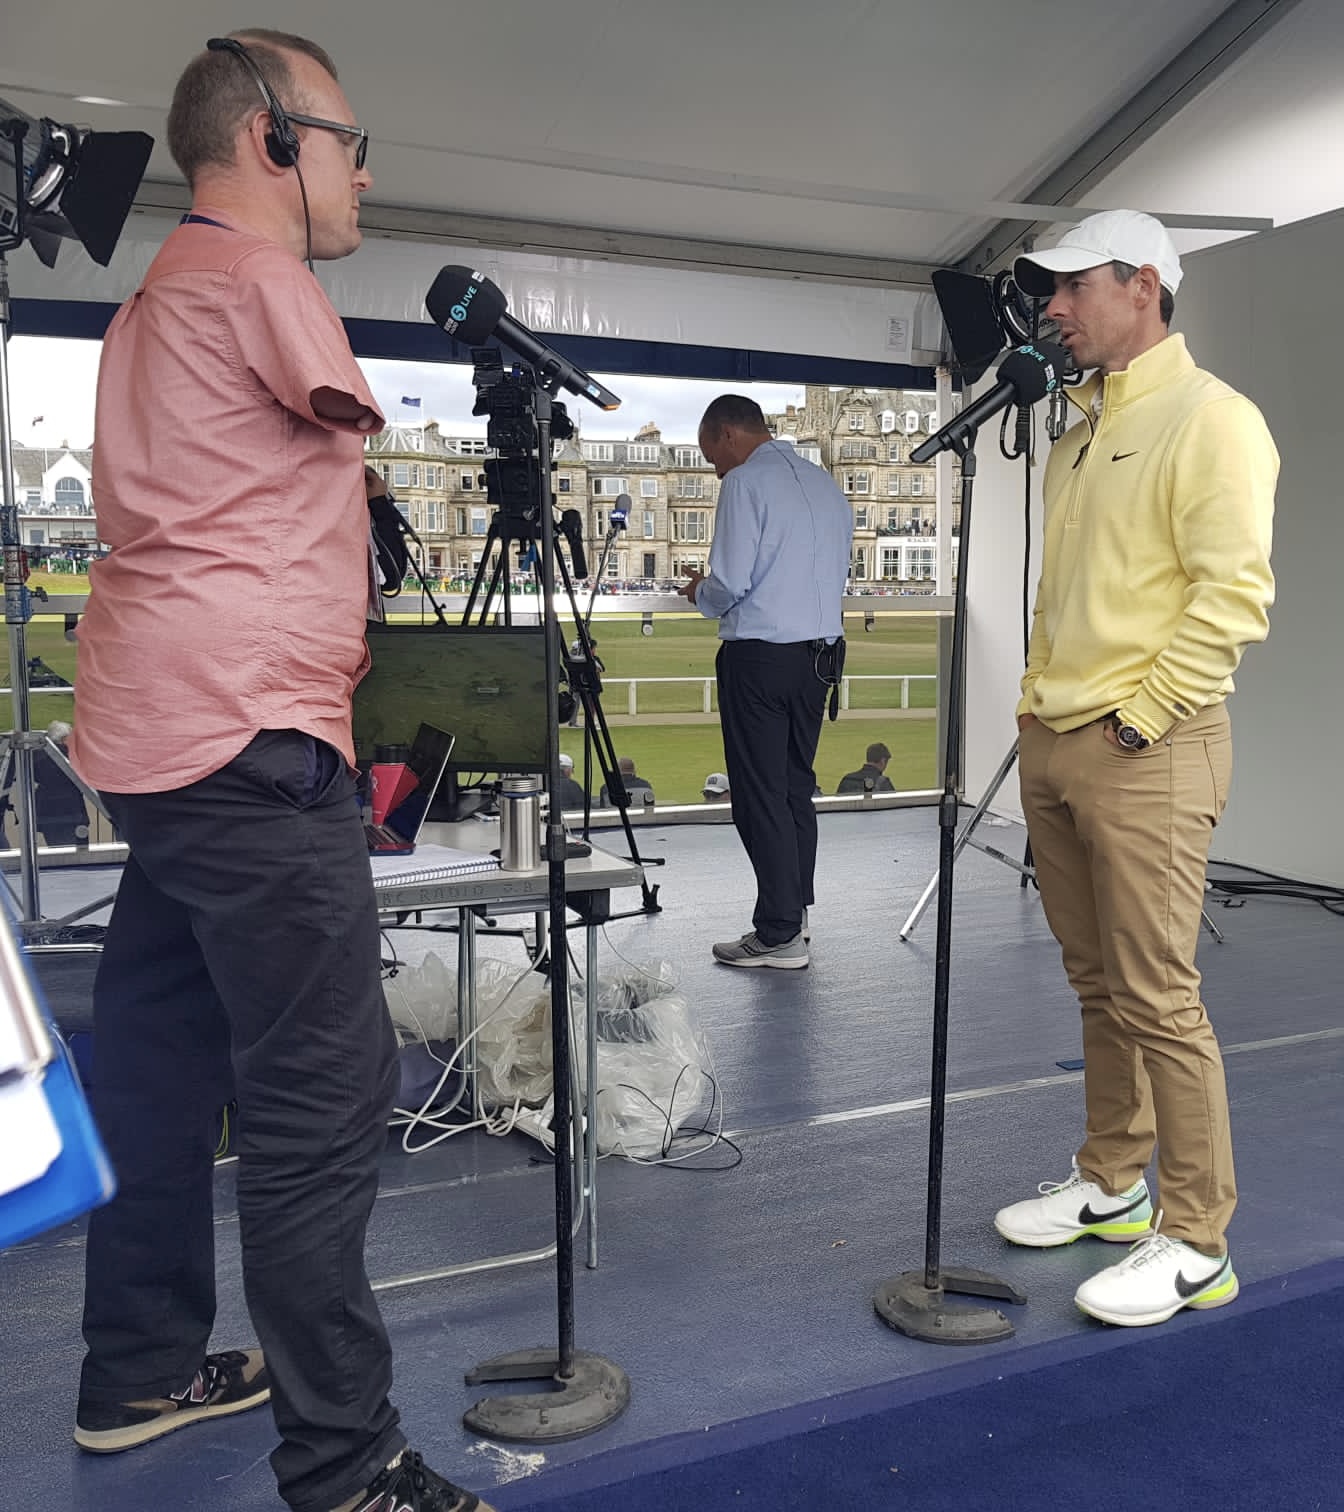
[695,440,853,642]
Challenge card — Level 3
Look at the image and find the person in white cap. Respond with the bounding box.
[701,772,731,803]
[554,752,588,812]
[994,209,1278,1329]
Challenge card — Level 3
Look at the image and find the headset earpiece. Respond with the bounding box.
[206,36,300,168]
[264,118,300,168]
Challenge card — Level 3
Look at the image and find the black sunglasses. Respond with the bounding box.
[286,111,369,169]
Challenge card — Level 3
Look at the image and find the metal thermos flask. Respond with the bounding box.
[498,776,542,871]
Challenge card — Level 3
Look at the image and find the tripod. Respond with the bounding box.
[463,504,662,916]
[0,242,114,948]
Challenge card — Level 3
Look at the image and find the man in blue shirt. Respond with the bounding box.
[679,395,852,968]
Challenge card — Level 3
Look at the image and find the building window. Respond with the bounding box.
[470,507,487,535]
[674,447,703,468]
[643,510,655,538]
[459,471,474,491]
[672,555,704,577]
[887,473,901,496]
[426,501,445,532]
[639,477,658,498]
[671,509,709,543]
[797,444,822,465]
[843,471,870,495]
[847,413,865,432]
[606,555,621,578]
[888,441,902,462]
[855,507,870,530]
[880,410,897,434]
[627,444,659,463]
[556,476,572,493]
[642,552,657,577]
[455,507,468,534]
[882,545,901,578]
[903,410,921,435]
[592,476,629,497]
[677,476,706,499]
[410,464,421,487]
[582,442,614,461]
[852,547,868,579]
[392,463,410,488]
[54,477,86,507]
[886,507,900,529]
[911,473,925,496]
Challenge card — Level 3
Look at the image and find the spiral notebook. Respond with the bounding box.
[370,842,501,888]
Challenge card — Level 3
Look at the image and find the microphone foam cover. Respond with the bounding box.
[425,266,508,345]
[996,340,1068,405]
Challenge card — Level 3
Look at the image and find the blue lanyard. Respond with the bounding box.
[179,213,232,230]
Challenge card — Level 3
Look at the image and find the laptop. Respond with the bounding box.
[359,722,455,856]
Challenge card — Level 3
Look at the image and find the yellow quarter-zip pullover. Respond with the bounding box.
[1019,333,1277,741]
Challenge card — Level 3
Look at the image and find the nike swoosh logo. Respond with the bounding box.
[1111,450,1139,461]
[1077,1193,1147,1226]
[1175,1258,1229,1299]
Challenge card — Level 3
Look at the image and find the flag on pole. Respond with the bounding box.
[31,416,44,425]
[400,396,421,408]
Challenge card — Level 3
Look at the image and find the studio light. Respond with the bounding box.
[0,97,152,266]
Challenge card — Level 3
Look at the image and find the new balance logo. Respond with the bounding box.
[1111,450,1139,461]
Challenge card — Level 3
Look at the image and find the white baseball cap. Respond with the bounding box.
[702,772,729,794]
[558,753,574,770]
[1014,210,1183,299]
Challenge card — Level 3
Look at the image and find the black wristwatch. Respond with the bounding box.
[1110,714,1149,751]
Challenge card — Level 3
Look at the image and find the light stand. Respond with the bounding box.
[0,115,125,946]
[873,425,1027,1344]
[463,373,629,1442]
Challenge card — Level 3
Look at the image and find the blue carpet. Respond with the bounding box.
[496,1261,1344,1512]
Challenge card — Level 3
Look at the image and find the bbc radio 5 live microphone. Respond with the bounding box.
[911,340,1068,464]
[425,266,622,411]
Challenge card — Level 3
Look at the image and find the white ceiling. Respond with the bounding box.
[4,0,1337,290]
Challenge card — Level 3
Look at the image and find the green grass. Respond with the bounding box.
[14,609,939,803]
[560,716,936,805]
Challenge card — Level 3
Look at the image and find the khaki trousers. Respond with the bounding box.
[1019,703,1236,1255]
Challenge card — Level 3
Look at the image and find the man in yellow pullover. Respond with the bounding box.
[992,210,1277,1327]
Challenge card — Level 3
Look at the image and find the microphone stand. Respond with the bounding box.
[463,374,630,1441]
[873,421,1027,1344]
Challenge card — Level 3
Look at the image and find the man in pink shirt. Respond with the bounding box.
[70,31,492,1512]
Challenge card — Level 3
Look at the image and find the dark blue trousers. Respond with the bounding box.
[79,731,404,1512]
[716,639,827,945]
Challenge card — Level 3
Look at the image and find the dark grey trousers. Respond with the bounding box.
[79,730,404,1512]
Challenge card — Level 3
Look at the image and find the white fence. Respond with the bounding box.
[602,673,937,717]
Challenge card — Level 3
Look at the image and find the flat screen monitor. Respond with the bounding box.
[356,624,549,775]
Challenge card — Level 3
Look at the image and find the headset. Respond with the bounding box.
[204,35,312,268]
[205,36,300,166]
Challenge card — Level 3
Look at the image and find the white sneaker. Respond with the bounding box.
[994,1161,1153,1247]
[1074,1222,1238,1327]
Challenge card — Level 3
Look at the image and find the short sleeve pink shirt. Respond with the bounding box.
[70,210,384,793]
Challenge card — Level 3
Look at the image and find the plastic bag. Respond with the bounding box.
[486,958,716,1159]
[382,950,457,1044]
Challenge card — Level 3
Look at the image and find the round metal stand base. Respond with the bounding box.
[464,1348,630,1442]
[874,1267,1025,1345]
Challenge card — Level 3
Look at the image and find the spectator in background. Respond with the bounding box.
[34,719,91,848]
[599,755,652,808]
[702,772,731,803]
[554,753,588,811]
[835,741,896,796]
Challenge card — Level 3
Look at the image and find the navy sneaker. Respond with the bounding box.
[74,1348,269,1453]
[354,1450,495,1512]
